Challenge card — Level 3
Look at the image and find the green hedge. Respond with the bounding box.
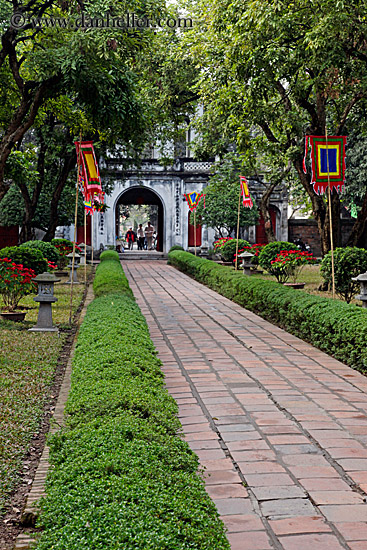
[35,255,229,549]
[93,252,133,298]
[168,250,367,372]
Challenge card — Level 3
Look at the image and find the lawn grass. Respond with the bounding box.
[0,268,90,515]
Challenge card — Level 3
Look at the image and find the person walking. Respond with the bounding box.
[137,224,145,250]
[125,227,136,250]
[144,221,154,250]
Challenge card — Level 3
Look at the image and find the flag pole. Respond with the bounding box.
[194,209,197,256]
[235,181,242,270]
[69,133,82,325]
[91,211,94,267]
[84,207,87,284]
[325,128,336,299]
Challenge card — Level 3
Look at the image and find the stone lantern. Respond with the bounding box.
[238,250,254,276]
[66,252,80,284]
[29,272,60,332]
[352,271,367,308]
[78,243,86,265]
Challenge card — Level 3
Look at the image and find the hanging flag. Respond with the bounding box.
[84,199,93,213]
[303,135,347,195]
[184,192,203,211]
[240,175,253,208]
[75,141,103,202]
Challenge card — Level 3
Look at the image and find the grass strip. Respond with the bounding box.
[0,277,87,515]
[168,250,367,372]
[35,254,230,549]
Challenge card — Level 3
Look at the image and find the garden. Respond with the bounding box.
[212,237,367,305]
[0,245,229,549]
[168,242,367,373]
[0,238,90,547]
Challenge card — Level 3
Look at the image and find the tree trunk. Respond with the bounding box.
[259,181,277,242]
[294,154,341,256]
[347,187,367,246]
[43,150,76,242]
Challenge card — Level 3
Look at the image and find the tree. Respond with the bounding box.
[194,154,258,237]
[0,0,165,204]
[186,0,367,254]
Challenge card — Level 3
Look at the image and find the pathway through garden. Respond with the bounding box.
[124,260,367,550]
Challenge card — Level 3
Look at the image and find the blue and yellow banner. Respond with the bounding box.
[303,135,347,195]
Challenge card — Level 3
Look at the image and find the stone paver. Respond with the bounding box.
[124,260,367,550]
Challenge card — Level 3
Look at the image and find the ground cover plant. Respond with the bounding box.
[0,274,87,517]
[34,254,230,549]
[168,250,367,373]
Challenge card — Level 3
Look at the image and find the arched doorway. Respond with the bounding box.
[115,186,164,252]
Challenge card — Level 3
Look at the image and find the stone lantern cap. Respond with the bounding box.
[33,272,61,284]
[66,252,81,259]
[352,272,367,283]
[239,251,254,260]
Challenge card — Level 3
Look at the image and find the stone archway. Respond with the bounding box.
[115,186,164,252]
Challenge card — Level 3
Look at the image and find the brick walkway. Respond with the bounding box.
[124,260,367,550]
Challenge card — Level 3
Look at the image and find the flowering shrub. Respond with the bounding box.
[47,261,58,271]
[0,258,36,311]
[258,241,296,274]
[51,239,81,268]
[213,237,233,251]
[0,246,48,275]
[220,239,250,262]
[235,243,266,266]
[271,250,317,283]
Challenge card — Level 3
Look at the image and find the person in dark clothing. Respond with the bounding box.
[137,224,145,250]
[125,228,136,250]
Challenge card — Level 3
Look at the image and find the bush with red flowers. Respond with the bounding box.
[0,258,36,311]
[51,239,81,269]
[270,250,317,283]
[235,243,266,266]
[213,237,233,251]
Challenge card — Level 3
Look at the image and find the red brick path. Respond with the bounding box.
[124,260,367,550]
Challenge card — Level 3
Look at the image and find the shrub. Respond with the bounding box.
[20,240,60,265]
[321,247,367,303]
[100,250,120,262]
[169,245,184,252]
[220,238,250,262]
[271,250,317,283]
[213,237,232,251]
[93,252,133,298]
[0,246,48,275]
[168,250,367,373]
[35,258,229,550]
[51,238,81,268]
[258,241,296,274]
[235,243,266,266]
[0,258,36,311]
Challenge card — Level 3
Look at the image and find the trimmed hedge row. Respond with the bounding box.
[35,253,229,549]
[168,250,367,372]
[93,250,133,298]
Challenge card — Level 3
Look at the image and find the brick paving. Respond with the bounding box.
[124,260,367,550]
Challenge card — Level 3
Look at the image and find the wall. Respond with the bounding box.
[0,226,18,249]
[288,218,356,257]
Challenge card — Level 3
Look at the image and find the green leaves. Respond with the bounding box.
[169,249,367,372]
[35,256,230,549]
